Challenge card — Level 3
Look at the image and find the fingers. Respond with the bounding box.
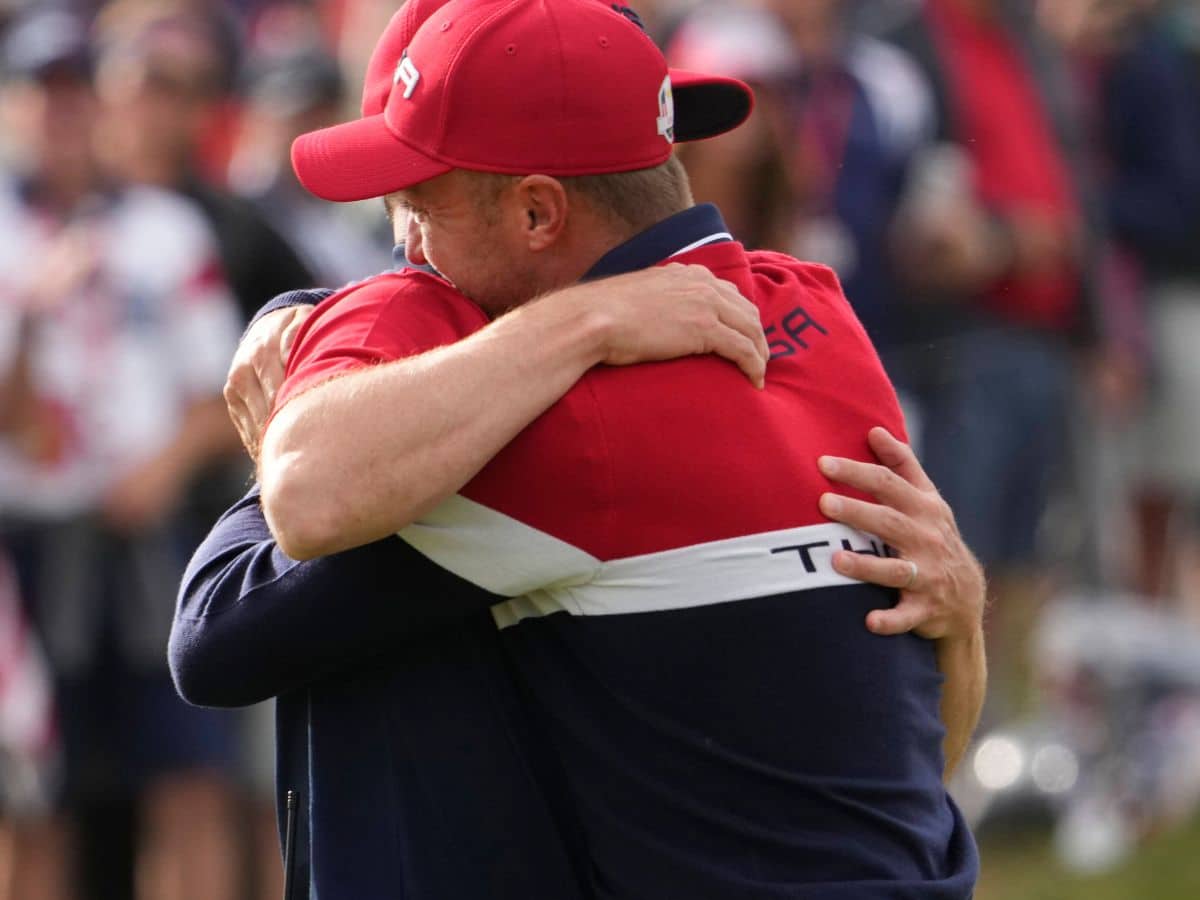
[819,492,924,553]
[866,426,936,492]
[223,307,303,459]
[834,553,941,637]
[833,547,942,637]
[703,276,767,388]
[865,602,929,637]
[253,353,287,413]
[831,549,919,590]
[591,264,767,384]
[661,265,768,387]
[713,278,770,368]
[223,382,263,459]
[280,306,314,359]
[708,328,766,389]
[818,455,924,514]
[818,427,983,644]
[226,362,271,427]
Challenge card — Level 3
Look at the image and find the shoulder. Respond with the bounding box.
[312,268,485,335]
[745,252,877,349]
[274,269,487,412]
[747,251,845,298]
[291,269,488,365]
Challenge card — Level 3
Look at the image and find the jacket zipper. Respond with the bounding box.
[282,789,298,900]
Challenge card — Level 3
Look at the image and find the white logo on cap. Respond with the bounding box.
[656,75,675,144]
[394,53,421,99]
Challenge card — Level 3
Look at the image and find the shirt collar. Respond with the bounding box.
[583,203,733,280]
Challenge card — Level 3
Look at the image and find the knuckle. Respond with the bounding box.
[882,507,908,535]
[914,520,940,545]
[882,467,907,495]
[247,330,270,353]
[865,464,888,492]
[929,495,953,521]
[225,368,248,393]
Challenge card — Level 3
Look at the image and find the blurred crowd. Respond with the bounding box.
[0,0,1198,898]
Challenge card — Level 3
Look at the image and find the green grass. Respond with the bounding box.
[976,816,1200,899]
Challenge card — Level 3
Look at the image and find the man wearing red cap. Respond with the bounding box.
[175,1,984,896]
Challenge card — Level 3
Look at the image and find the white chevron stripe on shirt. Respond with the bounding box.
[397,494,886,630]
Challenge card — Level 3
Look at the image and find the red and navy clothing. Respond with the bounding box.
[173,204,977,898]
[926,0,1082,333]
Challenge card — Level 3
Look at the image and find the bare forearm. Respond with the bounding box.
[935,628,986,781]
[261,296,610,559]
[258,264,766,559]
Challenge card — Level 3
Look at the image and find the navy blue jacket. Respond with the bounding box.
[171,207,975,899]
[171,485,589,900]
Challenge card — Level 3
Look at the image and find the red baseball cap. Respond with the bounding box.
[292,0,753,202]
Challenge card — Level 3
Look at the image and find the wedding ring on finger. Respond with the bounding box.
[901,560,919,591]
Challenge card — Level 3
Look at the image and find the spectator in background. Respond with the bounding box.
[877,0,1114,717]
[1043,0,1200,610]
[228,48,391,287]
[664,3,795,247]
[88,8,326,896]
[91,0,315,324]
[667,0,936,359]
[0,8,243,899]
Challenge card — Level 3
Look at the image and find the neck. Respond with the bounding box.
[540,213,648,295]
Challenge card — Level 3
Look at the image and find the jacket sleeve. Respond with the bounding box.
[169,485,502,708]
[245,287,335,334]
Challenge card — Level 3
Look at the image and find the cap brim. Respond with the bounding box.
[669,69,754,142]
[291,113,452,202]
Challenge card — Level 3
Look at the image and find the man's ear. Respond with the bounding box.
[513,175,569,252]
